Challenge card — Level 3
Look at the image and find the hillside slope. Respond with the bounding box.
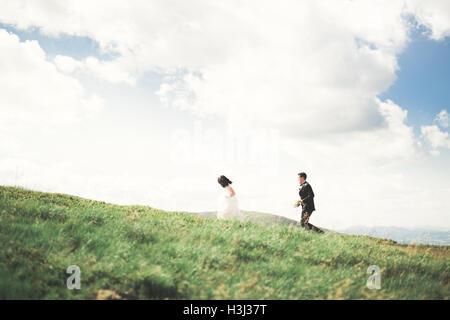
[189,210,301,226]
[0,186,448,299]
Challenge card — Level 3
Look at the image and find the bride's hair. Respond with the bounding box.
[218,175,232,188]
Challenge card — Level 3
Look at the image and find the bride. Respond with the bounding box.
[216,175,242,220]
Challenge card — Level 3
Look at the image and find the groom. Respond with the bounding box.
[298,172,323,233]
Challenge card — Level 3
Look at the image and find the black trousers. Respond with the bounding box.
[300,209,323,233]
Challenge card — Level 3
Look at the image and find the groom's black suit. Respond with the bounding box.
[299,181,315,213]
[299,181,322,233]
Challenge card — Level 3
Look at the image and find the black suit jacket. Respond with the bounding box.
[299,181,315,213]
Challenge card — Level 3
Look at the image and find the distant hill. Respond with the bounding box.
[189,210,335,233]
[339,226,450,246]
[1,186,448,299]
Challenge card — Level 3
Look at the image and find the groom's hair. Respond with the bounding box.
[298,172,307,180]
[218,175,232,188]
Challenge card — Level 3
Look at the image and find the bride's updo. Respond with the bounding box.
[218,175,232,188]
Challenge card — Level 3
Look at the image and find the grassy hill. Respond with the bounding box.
[189,210,300,226]
[0,186,448,299]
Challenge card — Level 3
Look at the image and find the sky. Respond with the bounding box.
[0,0,449,230]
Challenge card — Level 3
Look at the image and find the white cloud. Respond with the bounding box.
[284,98,421,166]
[434,109,449,128]
[54,55,83,73]
[0,29,104,127]
[55,54,138,85]
[421,125,450,153]
[406,0,450,40]
[1,1,448,135]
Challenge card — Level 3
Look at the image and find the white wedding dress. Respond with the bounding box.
[216,188,242,220]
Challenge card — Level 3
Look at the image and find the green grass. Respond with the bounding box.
[0,186,448,300]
